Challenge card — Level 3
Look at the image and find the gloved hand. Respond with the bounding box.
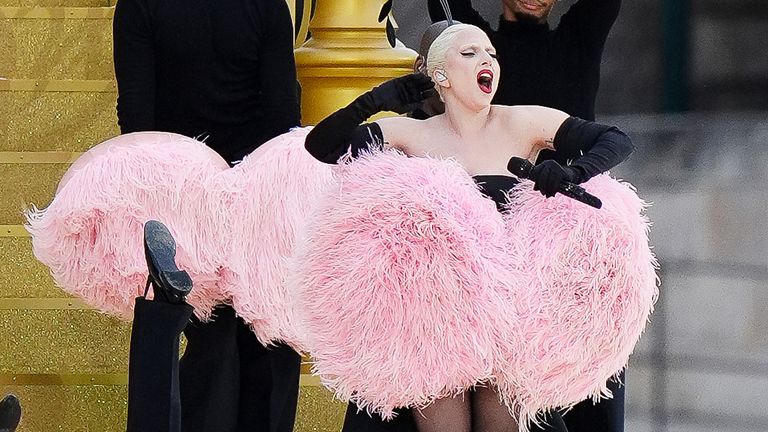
[530,160,580,198]
[306,73,435,164]
[368,73,436,114]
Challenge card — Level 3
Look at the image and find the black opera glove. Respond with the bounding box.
[529,117,634,198]
[368,73,436,114]
[530,160,580,198]
[552,116,635,182]
[306,73,435,164]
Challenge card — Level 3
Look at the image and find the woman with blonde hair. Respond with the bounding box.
[302,23,651,432]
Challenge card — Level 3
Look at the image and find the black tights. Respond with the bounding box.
[411,388,570,432]
[412,387,519,432]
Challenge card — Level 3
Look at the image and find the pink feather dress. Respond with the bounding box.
[290,150,658,429]
[26,131,657,429]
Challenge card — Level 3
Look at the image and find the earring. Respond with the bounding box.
[435,71,447,82]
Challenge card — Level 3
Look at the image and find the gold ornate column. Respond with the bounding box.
[295,0,417,125]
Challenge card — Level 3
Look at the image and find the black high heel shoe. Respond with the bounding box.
[0,394,21,432]
[143,220,193,304]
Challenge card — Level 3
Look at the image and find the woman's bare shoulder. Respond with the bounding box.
[376,115,420,130]
[499,105,569,121]
[493,105,569,131]
[375,116,425,150]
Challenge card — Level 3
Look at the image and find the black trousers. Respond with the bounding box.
[127,298,194,432]
[561,373,625,432]
[342,406,418,432]
[179,306,301,432]
[126,301,301,432]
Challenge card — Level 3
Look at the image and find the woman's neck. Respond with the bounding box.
[443,100,492,138]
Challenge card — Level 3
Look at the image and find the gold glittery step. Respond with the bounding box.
[0,307,333,377]
[0,384,128,431]
[0,163,70,225]
[0,84,118,152]
[0,382,344,432]
[0,234,68,298]
[295,385,347,432]
[0,7,114,80]
[0,308,130,374]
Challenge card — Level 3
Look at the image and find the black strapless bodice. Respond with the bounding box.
[473,175,520,211]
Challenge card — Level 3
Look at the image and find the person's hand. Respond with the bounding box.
[530,160,578,198]
[369,73,436,114]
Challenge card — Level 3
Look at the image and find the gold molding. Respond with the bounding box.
[293,0,312,49]
[0,373,127,386]
[0,7,114,19]
[0,298,91,310]
[0,152,82,164]
[294,0,416,125]
[0,79,116,92]
[0,373,322,386]
[0,225,30,237]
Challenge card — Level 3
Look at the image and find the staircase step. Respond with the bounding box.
[1,383,344,431]
[0,163,70,225]
[295,385,347,431]
[1,384,128,431]
[0,7,114,80]
[0,83,119,152]
[0,234,67,298]
[0,308,130,374]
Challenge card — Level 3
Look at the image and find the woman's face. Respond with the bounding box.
[440,27,500,110]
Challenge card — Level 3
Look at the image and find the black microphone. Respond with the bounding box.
[507,157,602,209]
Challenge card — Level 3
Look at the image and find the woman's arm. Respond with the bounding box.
[427,0,494,34]
[520,106,635,197]
[304,74,434,164]
[558,0,622,62]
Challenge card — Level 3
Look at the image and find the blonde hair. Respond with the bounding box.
[425,23,477,78]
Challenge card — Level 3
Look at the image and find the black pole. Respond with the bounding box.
[661,0,692,112]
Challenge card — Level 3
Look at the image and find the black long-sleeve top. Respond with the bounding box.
[428,0,621,122]
[113,0,301,163]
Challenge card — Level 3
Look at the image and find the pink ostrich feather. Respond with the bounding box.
[494,174,659,431]
[25,132,232,320]
[218,127,336,349]
[23,127,658,427]
[22,127,337,345]
[290,150,508,418]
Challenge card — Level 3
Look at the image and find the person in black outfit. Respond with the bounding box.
[113,0,300,162]
[304,22,632,432]
[426,1,626,431]
[113,1,302,431]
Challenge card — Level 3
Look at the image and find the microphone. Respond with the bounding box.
[507,157,602,209]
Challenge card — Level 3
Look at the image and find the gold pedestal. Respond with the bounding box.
[295,0,417,125]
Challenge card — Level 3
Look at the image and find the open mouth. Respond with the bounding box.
[477,70,494,94]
